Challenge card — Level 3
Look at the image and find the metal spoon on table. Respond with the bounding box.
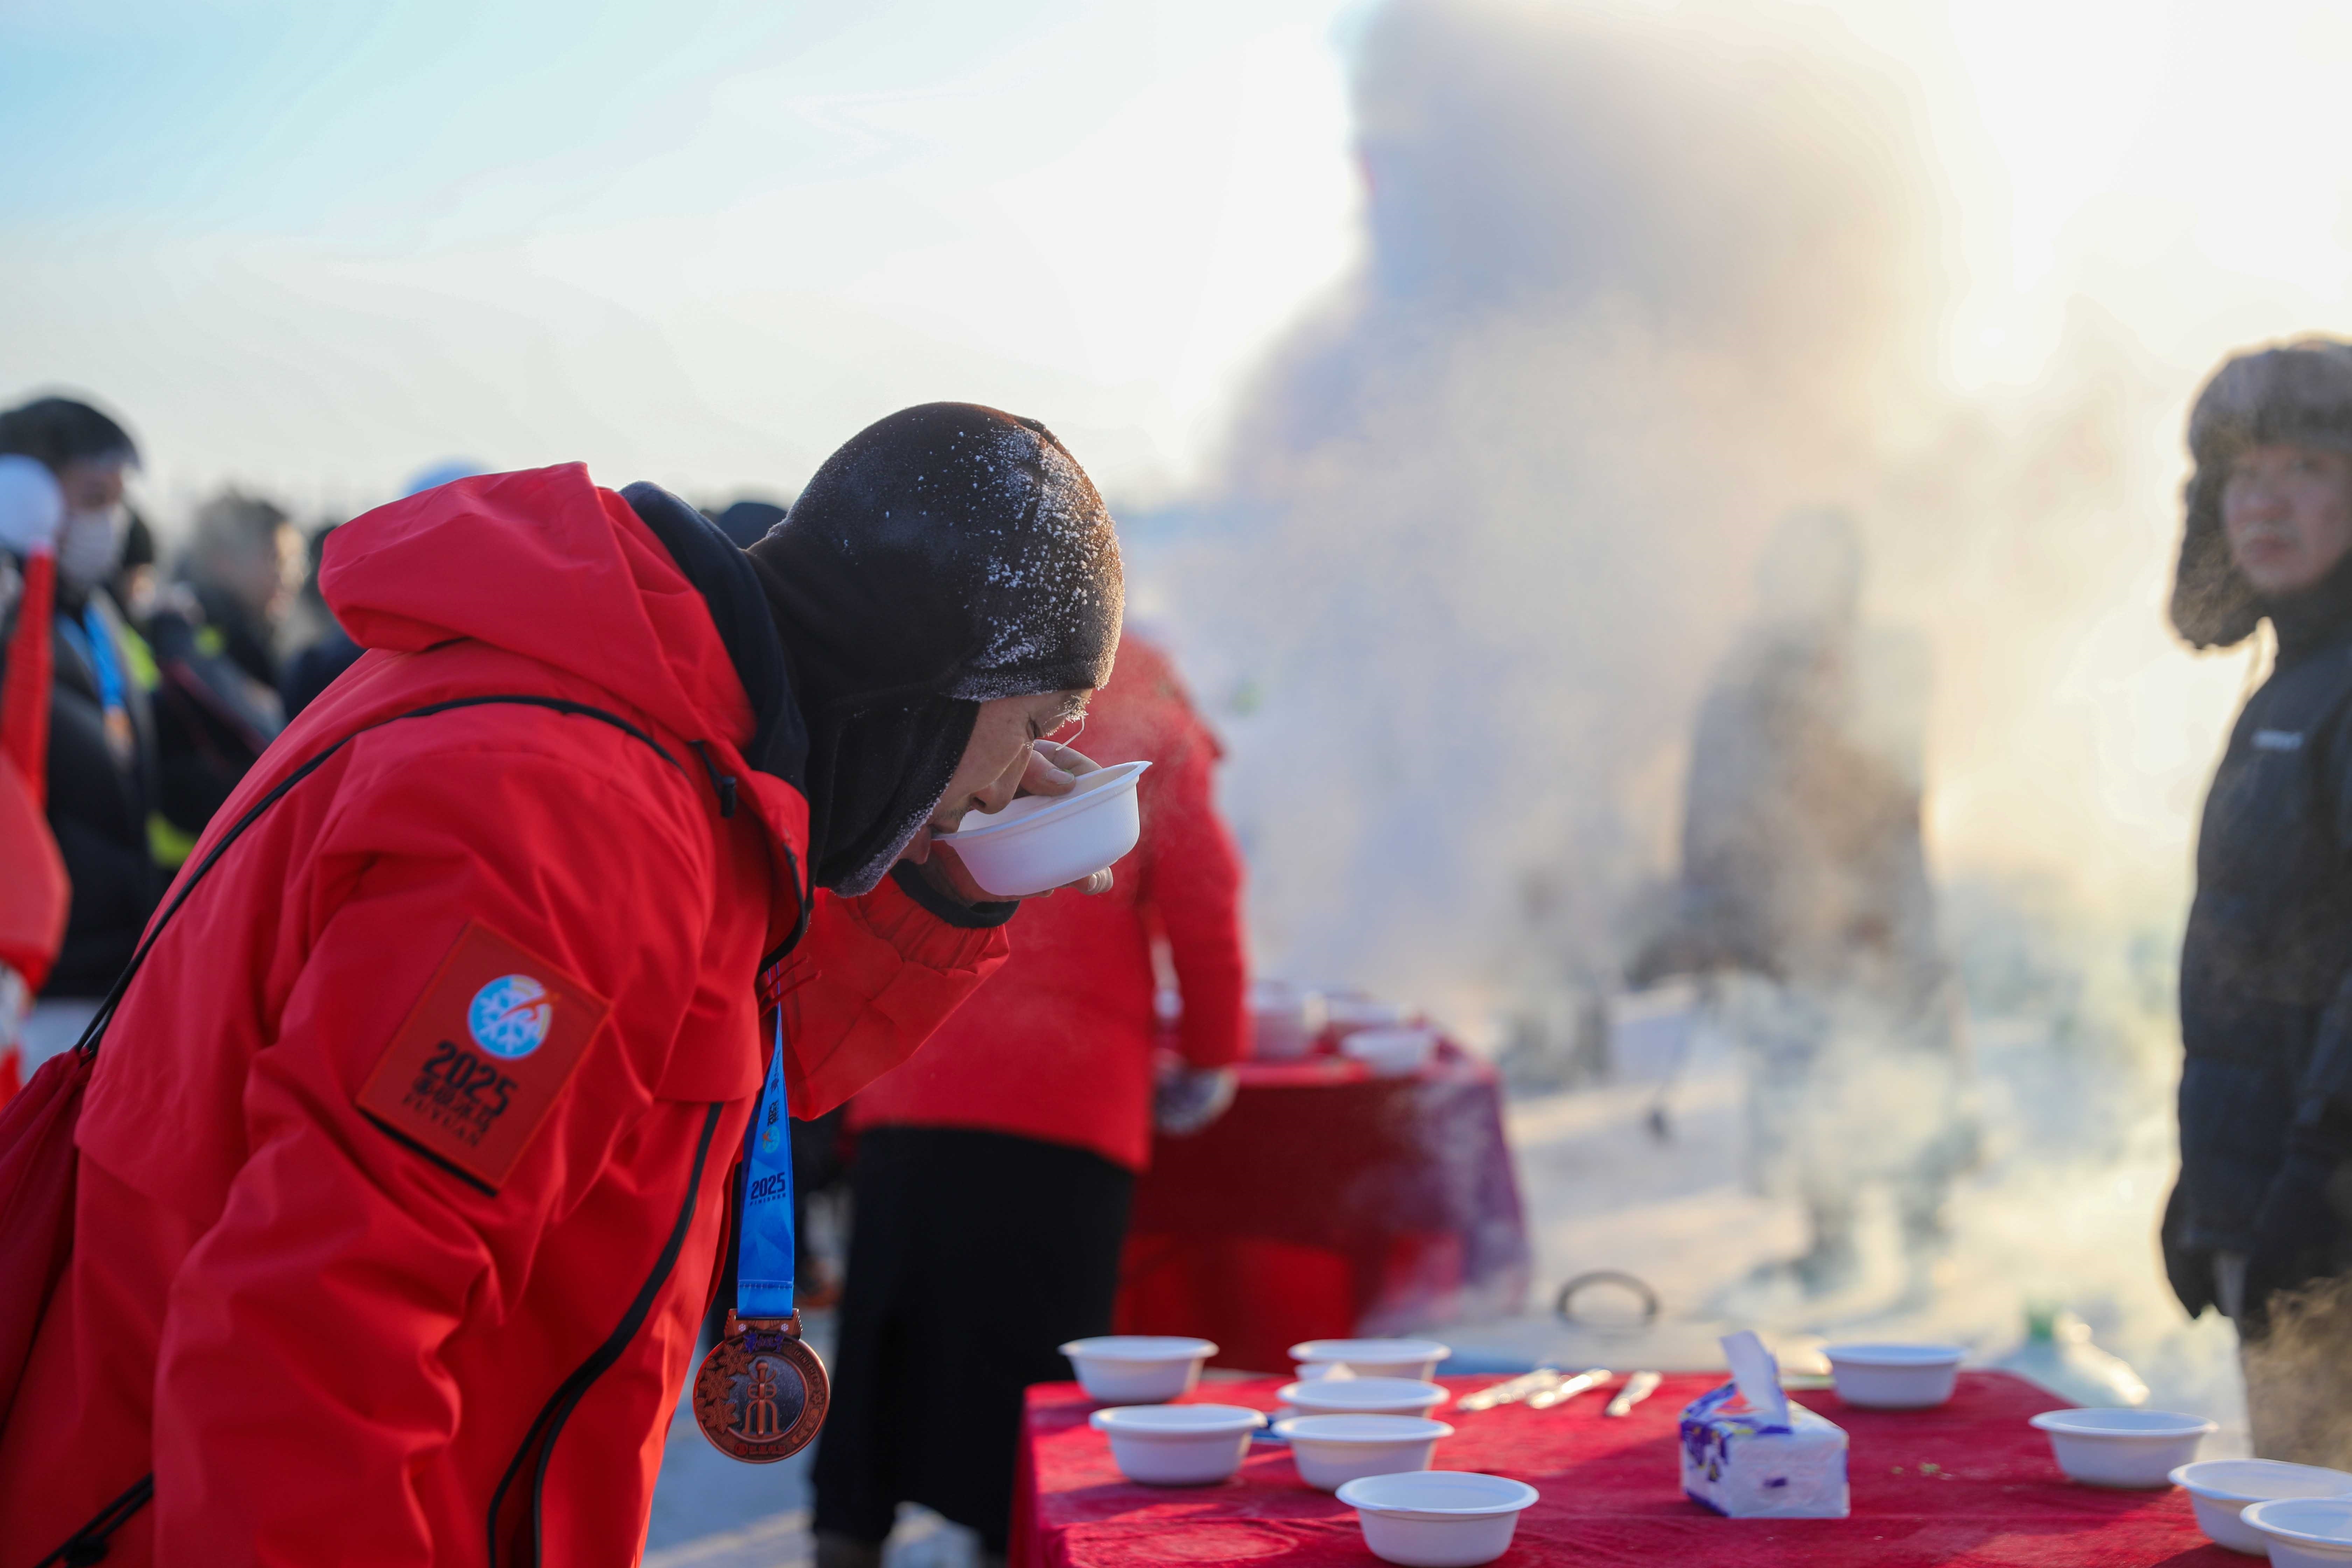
[1604,1370,1662,1418]
[1455,1367,1561,1413]
[1526,1367,1614,1410]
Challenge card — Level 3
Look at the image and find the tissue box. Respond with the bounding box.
[1679,1381,1850,1519]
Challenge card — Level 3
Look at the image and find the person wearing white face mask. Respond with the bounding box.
[0,394,162,1074]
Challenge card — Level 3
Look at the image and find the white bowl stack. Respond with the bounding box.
[1336,1471,1541,1567]
[1291,1338,1454,1382]
[2174,1461,2352,1556]
[2029,1408,2215,1488]
[1274,1414,1454,1491]
[1088,1404,1266,1486]
[1060,1336,1216,1405]
[1279,1377,1451,1422]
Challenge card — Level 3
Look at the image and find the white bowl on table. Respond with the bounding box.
[2029,1407,2214,1488]
[934,760,1150,897]
[1250,981,1325,1061]
[1341,1027,1440,1076]
[2174,1461,2352,1555]
[1088,1404,1266,1486]
[1060,1336,1216,1405]
[1292,1338,1454,1381]
[1823,1343,1965,1409]
[1336,1471,1540,1568]
[1275,1413,1453,1491]
[1326,997,1415,1033]
[1279,1377,1451,1421]
[2247,1497,2352,1566]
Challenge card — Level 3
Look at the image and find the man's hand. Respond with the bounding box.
[1154,1062,1239,1135]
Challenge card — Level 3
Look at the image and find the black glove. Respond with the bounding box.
[2159,1179,2215,1319]
[2243,1121,2352,1334]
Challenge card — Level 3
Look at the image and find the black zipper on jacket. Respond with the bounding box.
[486,1099,725,1567]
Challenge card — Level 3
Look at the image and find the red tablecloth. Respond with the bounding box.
[1115,1052,1529,1372]
[1012,1372,2232,1568]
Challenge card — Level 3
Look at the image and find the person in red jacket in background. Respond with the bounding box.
[814,632,1248,1568]
[0,404,1125,1568]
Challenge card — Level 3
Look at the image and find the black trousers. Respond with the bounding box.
[811,1127,1134,1552]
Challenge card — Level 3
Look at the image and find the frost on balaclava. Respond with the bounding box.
[745,402,1124,895]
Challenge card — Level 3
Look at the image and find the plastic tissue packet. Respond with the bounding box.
[1679,1330,1850,1519]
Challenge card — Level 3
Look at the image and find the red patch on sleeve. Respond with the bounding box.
[355,923,612,1192]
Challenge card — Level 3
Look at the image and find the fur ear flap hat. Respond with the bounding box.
[2174,337,2352,649]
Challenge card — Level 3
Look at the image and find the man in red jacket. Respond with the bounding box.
[816,633,1248,1567]
[0,403,1124,1568]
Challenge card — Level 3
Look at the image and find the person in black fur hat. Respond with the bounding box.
[2164,336,2352,1467]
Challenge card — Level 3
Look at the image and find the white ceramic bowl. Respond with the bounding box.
[1336,1471,1540,1568]
[1823,1343,1966,1409]
[1061,1336,1216,1405]
[2172,1460,2352,1555]
[1250,982,1325,1061]
[2247,1498,2352,1567]
[1292,1339,1455,1381]
[1275,1414,1454,1491]
[2029,1408,2215,1488]
[1326,997,1415,1032]
[1088,1404,1266,1486]
[936,761,1151,897]
[1279,1377,1451,1421]
[1342,1026,1440,1076]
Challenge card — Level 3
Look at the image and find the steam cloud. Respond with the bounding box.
[1129,0,2242,1423]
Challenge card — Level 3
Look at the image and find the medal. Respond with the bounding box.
[692,1309,829,1462]
[694,1017,831,1462]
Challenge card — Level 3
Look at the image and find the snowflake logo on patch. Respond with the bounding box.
[468,974,552,1059]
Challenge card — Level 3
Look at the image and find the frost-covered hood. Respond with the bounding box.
[320,463,757,752]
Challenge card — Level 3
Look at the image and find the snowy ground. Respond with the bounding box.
[646,1009,2243,1565]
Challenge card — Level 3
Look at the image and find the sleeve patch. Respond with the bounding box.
[355,922,613,1192]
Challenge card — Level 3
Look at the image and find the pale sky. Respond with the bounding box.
[1,0,1365,515]
[11,0,2352,979]
[7,0,2351,519]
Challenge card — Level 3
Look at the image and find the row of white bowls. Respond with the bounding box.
[1058,1335,1455,1405]
[1066,1336,1538,1566]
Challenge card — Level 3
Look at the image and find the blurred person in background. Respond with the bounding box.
[0,394,161,1074]
[0,456,72,1098]
[144,490,293,857]
[108,509,161,634]
[1630,509,1970,1299]
[281,463,478,722]
[812,632,1248,1568]
[2164,337,2352,1468]
[279,520,360,721]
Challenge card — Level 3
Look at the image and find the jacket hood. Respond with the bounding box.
[2174,337,2352,650]
[320,463,757,752]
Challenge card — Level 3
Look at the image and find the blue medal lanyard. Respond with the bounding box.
[736,1014,796,1321]
[60,604,127,718]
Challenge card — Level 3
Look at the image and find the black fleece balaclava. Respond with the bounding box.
[744,402,1124,895]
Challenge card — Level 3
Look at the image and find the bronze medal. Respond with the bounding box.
[693,1310,829,1463]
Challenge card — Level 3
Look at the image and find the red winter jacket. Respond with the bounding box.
[849,636,1246,1172]
[0,466,1009,1568]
